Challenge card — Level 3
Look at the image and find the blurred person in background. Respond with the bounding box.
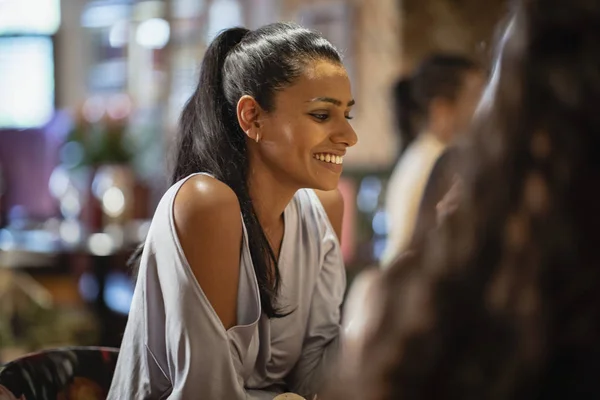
[381,54,483,267]
[331,0,600,398]
[109,22,357,400]
[408,147,463,248]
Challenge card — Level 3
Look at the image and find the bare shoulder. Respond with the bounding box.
[173,174,242,330]
[173,174,242,244]
[175,174,240,218]
[313,188,344,241]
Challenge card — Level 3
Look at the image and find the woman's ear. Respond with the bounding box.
[237,95,262,141]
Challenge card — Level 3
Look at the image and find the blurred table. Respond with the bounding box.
[0,225,141,348]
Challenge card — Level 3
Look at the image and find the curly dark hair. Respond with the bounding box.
[330,0,600,398]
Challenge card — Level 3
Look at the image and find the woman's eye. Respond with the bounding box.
[345,115,354,120]
[311,113,329,121]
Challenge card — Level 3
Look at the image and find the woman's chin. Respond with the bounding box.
[308,178,339,192]
[299,166,341,191]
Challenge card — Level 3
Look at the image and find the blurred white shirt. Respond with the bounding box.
[381,133,445,268]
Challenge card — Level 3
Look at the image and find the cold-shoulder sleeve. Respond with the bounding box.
[285,192,346,398]
[157,241,248,399]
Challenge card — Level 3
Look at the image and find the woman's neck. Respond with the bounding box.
[246,161,298,232]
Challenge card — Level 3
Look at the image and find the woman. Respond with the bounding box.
[108,23,357,399]
[381,54,483,267]
[332,0,600,398]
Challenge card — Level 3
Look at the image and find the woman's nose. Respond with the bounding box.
[334,122,358,148]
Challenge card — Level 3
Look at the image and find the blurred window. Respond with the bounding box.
[0,0,60,129]
[0,0,61,35]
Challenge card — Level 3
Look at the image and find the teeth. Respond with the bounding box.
[314,153,343,165]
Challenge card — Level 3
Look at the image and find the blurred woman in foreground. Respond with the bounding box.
[334,0,600,398]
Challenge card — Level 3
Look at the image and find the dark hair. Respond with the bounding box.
[393,54,478,154]
[131,23,342,318]
[331,0,600,399]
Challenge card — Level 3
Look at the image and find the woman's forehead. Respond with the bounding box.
[278,60,353,104]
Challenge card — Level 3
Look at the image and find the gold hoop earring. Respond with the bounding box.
[255,133,261,143]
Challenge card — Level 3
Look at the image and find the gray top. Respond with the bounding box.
[108,173,346,399]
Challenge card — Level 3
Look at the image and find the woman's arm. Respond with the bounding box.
[285,189,346,399]
[174,174,242,330]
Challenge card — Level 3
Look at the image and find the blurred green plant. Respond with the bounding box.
[63,95,135,168]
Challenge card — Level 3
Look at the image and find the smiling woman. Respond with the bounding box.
[109,23,357,400]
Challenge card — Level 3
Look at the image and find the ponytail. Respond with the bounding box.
[172,27,250,183]
[180,27,288,317]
